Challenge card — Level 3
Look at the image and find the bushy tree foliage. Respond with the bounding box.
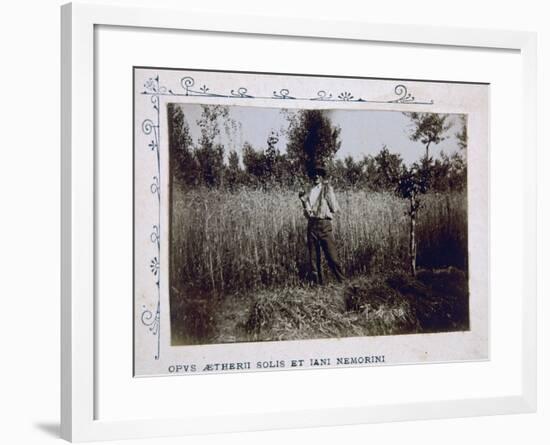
[456,114,468,151]
[194,105,232,187]
[242,141,267,185]
[242,135,296,188]
[369,146,404,190]
[285,109,342,177]
[225,150,243,190]
[429,151,467,192]
[167,104,200,187]
[405,112,451,158]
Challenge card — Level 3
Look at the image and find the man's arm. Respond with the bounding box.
[325,184,340,213]
[299,190,313,218]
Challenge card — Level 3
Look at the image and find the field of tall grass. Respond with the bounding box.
[170,185,467,294]
[169,185,468,344]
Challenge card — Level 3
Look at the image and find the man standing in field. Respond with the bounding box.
[299,164,346,285]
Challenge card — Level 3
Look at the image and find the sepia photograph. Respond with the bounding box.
[167,104,469,346]
[134,67,487,377]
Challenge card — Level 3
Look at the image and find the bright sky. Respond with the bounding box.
[173,104,465,166]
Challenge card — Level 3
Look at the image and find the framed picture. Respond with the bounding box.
[133,66,488,377]
[61,2,537,442]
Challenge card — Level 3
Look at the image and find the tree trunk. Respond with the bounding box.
[409,194,417,277]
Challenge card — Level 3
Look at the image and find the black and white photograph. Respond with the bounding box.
[167,104,469,346]
[133,67,488,377]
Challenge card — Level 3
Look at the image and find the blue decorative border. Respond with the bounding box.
[140,76,162,360]
[142,76,434,105]
[138,73,434,361]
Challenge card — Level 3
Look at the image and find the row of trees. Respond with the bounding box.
[168,104,467,193]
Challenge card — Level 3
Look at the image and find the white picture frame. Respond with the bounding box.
[61,2,537,442]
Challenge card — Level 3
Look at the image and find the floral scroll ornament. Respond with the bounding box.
[142,75,435,105]
[140,76,163,360]
[138,73,434,360]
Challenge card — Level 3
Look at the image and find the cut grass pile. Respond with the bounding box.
[244,267,469,342]
[171,267,469,345]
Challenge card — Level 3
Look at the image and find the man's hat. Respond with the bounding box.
[311,162,327,177]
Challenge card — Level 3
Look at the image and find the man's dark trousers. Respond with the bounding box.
[307,218,345,284]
